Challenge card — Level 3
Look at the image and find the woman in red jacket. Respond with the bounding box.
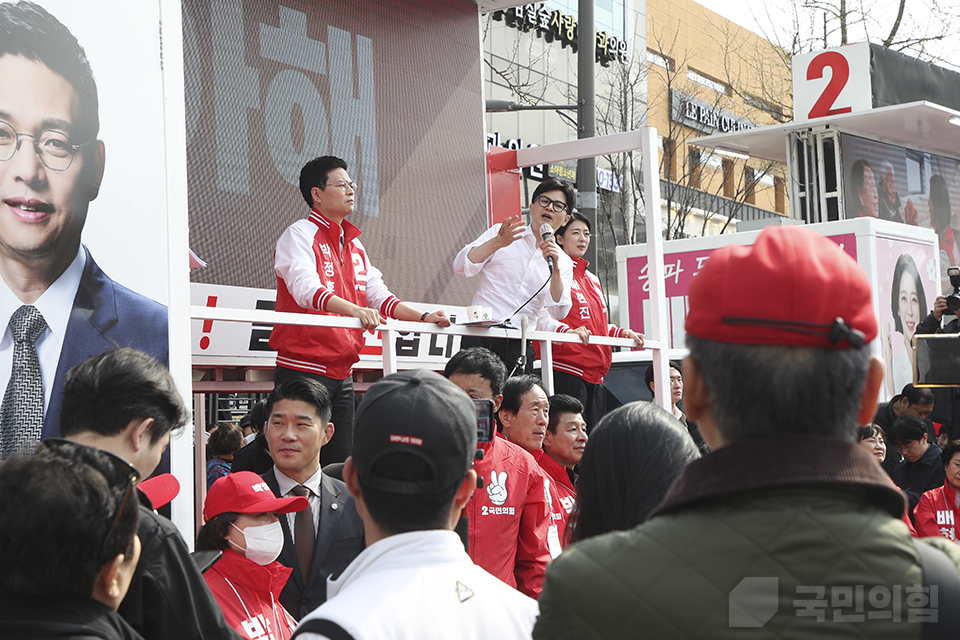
[198,472,308,639]
[537,212,644,430]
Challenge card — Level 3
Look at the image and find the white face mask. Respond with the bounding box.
[230,521,283,565]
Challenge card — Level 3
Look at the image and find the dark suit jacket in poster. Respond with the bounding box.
[261,467,365,620]
[41,246,169,439]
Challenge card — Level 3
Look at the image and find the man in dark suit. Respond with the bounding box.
[260,376,364,620]
[0,2,168,457]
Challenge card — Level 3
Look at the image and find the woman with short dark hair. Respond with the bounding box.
[206,422,244,490]
[856,424,918,536]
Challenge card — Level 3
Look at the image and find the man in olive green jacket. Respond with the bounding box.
[535,227,960,639]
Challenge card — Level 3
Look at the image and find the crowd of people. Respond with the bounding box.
[2,2,960,632]
[3,0,960,635]
[6,220,960,638]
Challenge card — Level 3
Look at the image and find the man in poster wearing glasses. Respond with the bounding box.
[0,1,168,457]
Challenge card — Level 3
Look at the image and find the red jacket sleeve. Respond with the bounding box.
[514,468,552,599]
[914,491,940,538]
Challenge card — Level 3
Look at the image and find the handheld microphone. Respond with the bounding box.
[539,223,554,274]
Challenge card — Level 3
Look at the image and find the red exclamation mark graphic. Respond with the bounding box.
[200,296,217,350]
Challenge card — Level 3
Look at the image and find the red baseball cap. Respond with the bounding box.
[685,226,877,348]
[138,473,180,509]
[203,471,308,521]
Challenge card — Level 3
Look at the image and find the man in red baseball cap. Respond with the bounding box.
[535,226,960,638]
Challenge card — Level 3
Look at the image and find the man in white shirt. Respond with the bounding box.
[0,2,167,456]
[453,177,575,374]
[293,369,538,640]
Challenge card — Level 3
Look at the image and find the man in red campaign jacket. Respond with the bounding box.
[499,375,565,558]
[537,394,587,546]
[444,348,555,599]
[270,156,450,465]
[914,440,960,540]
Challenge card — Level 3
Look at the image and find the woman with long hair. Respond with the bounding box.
[882,254,928,396]
[566,402,699,544]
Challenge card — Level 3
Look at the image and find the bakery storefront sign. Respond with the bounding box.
[670,90,756,135]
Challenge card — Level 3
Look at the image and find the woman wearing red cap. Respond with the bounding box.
[198,471,309,640]
[536,212,644,430]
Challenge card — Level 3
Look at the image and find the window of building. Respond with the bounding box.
[688,148,702,189]
[744,94,786,121]
[647,50,672,71]
[660,136,676,181]
[722,159,735,199]
[687,69,729,95]
[744,167,757,204]
[703,151,722,170]
[775,176,786,213]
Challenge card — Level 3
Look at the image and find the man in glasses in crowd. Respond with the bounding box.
[58,347,240,640]
[271,155,450,467]
[0,1,168,457]
[0,439,143,640]
[454,177,575,374]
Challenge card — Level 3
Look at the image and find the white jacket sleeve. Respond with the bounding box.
[274,222,323,310]
[357,239,402,318]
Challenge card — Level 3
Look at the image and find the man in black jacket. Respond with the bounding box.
[231,400,273,475]
[888,413,946,522]
[0,440,143,640]
[59,348,240,640]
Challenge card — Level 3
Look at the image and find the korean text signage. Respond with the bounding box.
[792,43,872,123]
[184,0,486,309]
[191,283,463,366]
[670,91,756,135]
[626,234,857,348]
[492,4,628,67]
[487,132,545,180]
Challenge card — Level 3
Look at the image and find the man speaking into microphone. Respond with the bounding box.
[454,178,574,374]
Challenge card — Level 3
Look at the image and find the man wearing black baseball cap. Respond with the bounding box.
[292,370,537,640]
[535,226,960,638]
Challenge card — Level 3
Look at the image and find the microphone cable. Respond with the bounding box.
[505,272,551,326]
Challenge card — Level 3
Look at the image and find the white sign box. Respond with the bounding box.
[793,43,872,123]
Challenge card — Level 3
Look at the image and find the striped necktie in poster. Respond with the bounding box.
[0,305,47,458]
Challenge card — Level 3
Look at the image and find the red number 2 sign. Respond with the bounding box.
[806,51,853,118]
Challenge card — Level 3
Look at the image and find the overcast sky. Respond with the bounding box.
[694,0,960,71]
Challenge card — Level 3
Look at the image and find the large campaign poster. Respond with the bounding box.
[182,0,487,311]
[875,236,938,397]
[0,0,173,452]
[841,133,960,294]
